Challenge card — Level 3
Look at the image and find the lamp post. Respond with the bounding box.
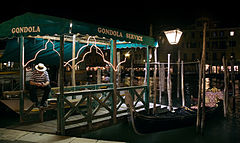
[164,29,183,110]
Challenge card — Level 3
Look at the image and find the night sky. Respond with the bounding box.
[0,1,239,35]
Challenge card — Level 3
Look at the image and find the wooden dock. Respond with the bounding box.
[1,83,151,135]
[0,128,125,143]
[6,102,164,135]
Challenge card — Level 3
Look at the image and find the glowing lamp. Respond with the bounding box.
[230,31,234,37]
[125,52,130,57]
[164,29,183,45]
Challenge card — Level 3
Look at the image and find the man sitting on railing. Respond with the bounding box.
[29,63,51,107]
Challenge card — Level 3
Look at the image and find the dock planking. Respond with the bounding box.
[7,101,148,135]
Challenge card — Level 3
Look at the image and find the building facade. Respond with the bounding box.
[157,18,240,73]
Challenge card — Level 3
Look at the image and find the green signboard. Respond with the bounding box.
[0,12,155,46]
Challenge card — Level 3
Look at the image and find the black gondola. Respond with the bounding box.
[128,102,222,134]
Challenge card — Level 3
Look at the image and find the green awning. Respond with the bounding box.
[0,13,69,39]
[0,12,155,47]
[0,38,88,66]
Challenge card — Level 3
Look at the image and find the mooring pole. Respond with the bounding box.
[222,56,228,117]
[200,22,207,135]
[167,54,172,111]
[158,64,162,105]
[230,56,236,113]
[177,46,180,98]
[181,61,185,107]
[196,22,207,134]
[196,61,203,133]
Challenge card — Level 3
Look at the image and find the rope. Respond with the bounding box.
[126,104,143,135]
[125,94,143,135]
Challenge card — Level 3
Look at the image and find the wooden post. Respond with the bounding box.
[181,61,185,107]
[222,56,228,117]
[167,54,172,111]
[196,22,207,134]
[19,36,25,122]
[196,61,203,133]
[72,34,76,86]
[158,64,162,105]
[200,22,207,135]
[87,94,92,129]
[110,40,117,123]
[130,49,134,86]
[117,51,121,86]
[161,64,165,92]
[110,41,114,83]
[97,68,101,84]
[153,47,157,113]
[146,46,150,110]
[177,46,180,98]
[230,56,236,113]
[57,35,65,135]
[72,35,76,99]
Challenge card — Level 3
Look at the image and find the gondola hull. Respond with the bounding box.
[132,104,222,134]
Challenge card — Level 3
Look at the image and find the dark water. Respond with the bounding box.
[79,76,240,143]
[81,115,240,143]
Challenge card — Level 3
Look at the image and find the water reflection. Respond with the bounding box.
[80,114,240,143]
[80,75,240,143]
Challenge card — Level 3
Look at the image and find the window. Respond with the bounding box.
[219,31,224,37]
[229,40,236,47]
[219,41,227,49]
[213,53,217,61]
[192,53,196,61]
[183,53,187,61]
[190,42,197,48]
[212,32,217,37]
[206,32,210,37]
[191,32,195,39]
[212,41,218,49]
[200,32,203,37]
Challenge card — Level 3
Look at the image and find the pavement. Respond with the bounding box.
[0,128,125,143]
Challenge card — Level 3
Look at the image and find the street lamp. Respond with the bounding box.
[164,29,183,45]
[164,29,183,110]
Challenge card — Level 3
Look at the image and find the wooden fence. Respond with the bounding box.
[55,83,148,134]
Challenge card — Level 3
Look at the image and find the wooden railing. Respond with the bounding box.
[55,84,148,133]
